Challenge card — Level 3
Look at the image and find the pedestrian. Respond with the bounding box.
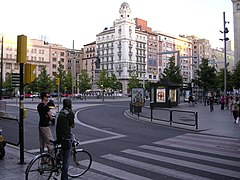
[232,97,239,123]
[225,94,229,109]
[229,96,233,114]
[168,96,172,108]
[56,99,75,180]
[188,95,193,106]
[37,92,54,156]
[220,95,225,110]
[209,93,214,112]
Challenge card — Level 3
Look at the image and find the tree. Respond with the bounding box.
[215,67,233,91]
[36,66,54,93]
[160,56,183,84]
[96,70,109,90]
[56,61,67,93]
[108,73,121,91]
[196,58,216,93]
[127,72,141,90]
[63,72,72,94]
[78,70,91,93]
[3,73,13,91]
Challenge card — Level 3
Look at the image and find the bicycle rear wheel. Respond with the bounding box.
[25,153,54,180]
[68,149,92,177]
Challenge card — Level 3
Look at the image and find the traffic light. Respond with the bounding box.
[17,35,27,64]
[56,77,60,86]
[24,64,36,84]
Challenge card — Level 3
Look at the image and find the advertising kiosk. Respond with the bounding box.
[150,82,180,108]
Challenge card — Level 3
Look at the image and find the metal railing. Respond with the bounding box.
[130,105,198,130]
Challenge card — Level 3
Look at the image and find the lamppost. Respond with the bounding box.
[0,35,3,100]
[220,12,229,109]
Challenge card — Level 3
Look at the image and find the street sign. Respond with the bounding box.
[12,73,20,88]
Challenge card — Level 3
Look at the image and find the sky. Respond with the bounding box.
[0,0,233,50]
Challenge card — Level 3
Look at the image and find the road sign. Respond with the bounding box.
[12,73,20,88]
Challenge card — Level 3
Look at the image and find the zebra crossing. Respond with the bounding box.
[83,133,240,180]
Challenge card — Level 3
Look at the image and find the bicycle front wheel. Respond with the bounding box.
[68,149,92,177]
[25,153,54,180]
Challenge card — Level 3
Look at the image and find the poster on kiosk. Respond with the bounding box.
[131,88,144,106]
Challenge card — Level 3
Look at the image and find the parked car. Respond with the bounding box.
[24,94,33,98]
[50,93,60,97]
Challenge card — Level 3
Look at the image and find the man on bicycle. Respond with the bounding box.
[56,99,75,180]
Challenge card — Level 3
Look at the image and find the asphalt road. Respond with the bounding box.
[2,100,240,179]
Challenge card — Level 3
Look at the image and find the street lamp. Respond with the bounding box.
[220,12,229,109]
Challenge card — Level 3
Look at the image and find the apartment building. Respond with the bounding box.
[0,35,81,85]
[210,48,234,71]
[184,36,211,80]
[135,18,159,82]
[0,36,51,81]
[156,32,193,83]
[49,44,67,76]
[96,2,147,94]
[82,41,96,88]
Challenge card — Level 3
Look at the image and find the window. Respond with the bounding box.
[60,52,65,56]
[52,57,57,62]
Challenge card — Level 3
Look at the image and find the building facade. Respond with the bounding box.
[0,35,82,91]
[82,41,97,89]
[232,0,240,65]
[96,2,147,94]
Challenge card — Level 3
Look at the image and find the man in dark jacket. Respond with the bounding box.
[56,99,75,180]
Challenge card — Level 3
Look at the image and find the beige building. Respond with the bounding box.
[82,42,97,89]
[156,32,193,83]
[232,0,240,64]
[0,35,83,88]
[186,36,211,80]
[210,48,234,71]
[0,36,51,81]
[49,44,67,76]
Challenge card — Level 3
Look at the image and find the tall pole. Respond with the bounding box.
[19,63,24,164]
[72,40,75,100]
[0,35,3,100]
[223,12,227,109]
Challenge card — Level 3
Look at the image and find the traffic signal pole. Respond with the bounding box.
[19,62,24,164]
[17,35,27,164]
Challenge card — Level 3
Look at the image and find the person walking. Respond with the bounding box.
[220,95,225,110]
[229,96,233,114]
[37,92,54,156]
[232,97,239,124]
[209,93,214,112]
[56,99,75,180]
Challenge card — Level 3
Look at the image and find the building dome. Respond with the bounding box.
[120,2,130,9]
[119,2,131,18]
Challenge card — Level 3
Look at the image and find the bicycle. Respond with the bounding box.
[25,137,92,180]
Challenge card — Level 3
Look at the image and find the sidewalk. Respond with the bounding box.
[1,99,240,180]
[126,102,240,139]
